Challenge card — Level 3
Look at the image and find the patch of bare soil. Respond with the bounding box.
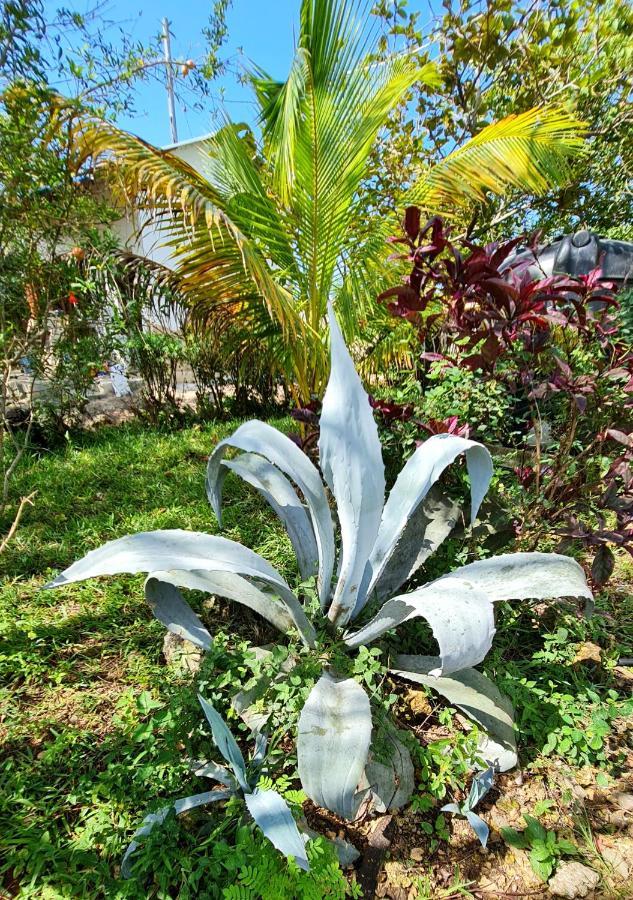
[13,680,123,745]
[364,757,633,900]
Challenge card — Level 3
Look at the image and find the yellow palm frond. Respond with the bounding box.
[79,121,305,343]
[407,107,585,214]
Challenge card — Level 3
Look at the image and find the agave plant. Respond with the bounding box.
[46,307,592,820]
[440,766,495,849]
[121,694,308,877]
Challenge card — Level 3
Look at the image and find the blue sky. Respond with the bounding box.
[44,0,434,147]
[115,0,302,145]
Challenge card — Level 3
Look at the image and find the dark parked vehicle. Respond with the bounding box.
[504,229,633,285]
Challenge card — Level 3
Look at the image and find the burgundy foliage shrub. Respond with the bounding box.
[377,207,633,585]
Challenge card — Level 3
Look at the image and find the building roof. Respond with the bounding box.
[161,132,214,152]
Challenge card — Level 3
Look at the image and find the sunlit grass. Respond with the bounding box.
[0,419,298,897]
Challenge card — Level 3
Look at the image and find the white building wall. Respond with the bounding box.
[108,134,211,333]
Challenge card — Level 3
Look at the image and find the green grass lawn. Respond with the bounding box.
[0,419,327,899]
[1,421,631,898]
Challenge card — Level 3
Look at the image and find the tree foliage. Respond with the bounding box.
[81,0,584,396]
[371,0,633,238]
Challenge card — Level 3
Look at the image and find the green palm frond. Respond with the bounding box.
[358,315,416,380]
[249,0,435,333]
[113,248,300,397]
[408,107,585,213]
[252,48,312,206]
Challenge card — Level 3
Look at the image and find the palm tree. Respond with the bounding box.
[81,0,583,397]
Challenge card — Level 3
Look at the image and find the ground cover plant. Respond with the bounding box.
[501,813,579,882]
[1,410,631,896]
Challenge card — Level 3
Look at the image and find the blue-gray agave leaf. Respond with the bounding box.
[121,789,230,878]
[465,809,490,848]
[244,789,309,871]
[146,568,315,647]
[221,452,318,580]
[144,576,213,650]
[297,672,372,820]
[370,488,460,602]
[193,759,237,789]
[44,530,316,644]
[318,304,385,626]
[441,552,593,612]
[206,420,335,606]
[345,578,495,676]
[468,766,495,808]
[44,530,289,593]
[362,729,414,813]
[441,767,495,848]
[252,729,268,767]
[356,434,493,614]
[391,656,517,771]
[198,694,249,792]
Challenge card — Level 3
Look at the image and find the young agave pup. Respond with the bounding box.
[47,306,593,821]
[121,695,309,876]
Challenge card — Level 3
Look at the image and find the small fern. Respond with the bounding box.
[221,832,355,900]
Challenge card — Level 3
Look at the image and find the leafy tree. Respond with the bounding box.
[0,0,234,117]
[81,0,583,397]
[371,0,633,239]
[0,85,113,547]
[0,2,234,548]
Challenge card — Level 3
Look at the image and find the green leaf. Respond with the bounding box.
[532,799,556,816]
[500,827,529,850]
[524,815,547,843]
[529,849,554,882]
[531,840,553,861]
[557,839,578,856]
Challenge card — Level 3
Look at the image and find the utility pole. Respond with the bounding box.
[162,17,178,144]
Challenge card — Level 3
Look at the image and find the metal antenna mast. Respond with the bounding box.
[162,18,178,144]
